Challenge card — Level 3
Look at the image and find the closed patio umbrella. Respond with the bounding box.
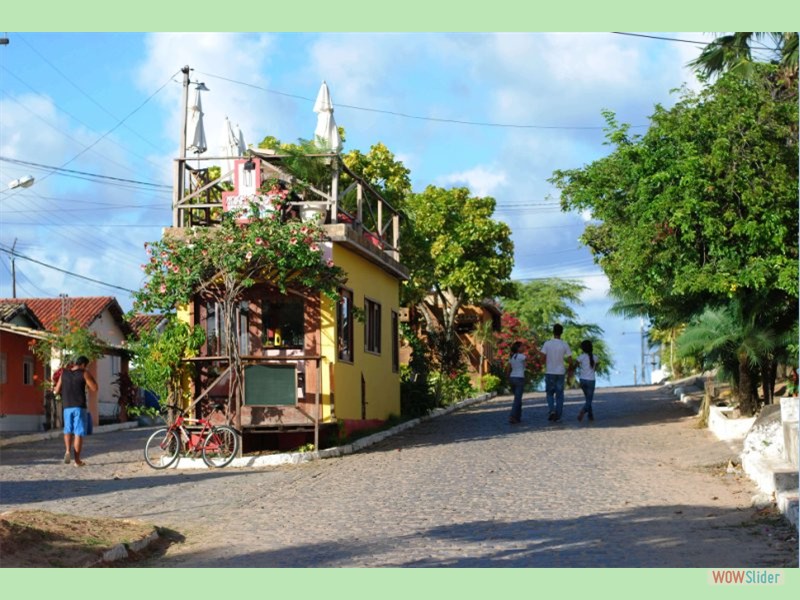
[313,81,341,152]
[186,84,208,156]
[221,116,246,182]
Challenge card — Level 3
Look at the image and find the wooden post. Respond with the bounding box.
[315,357,321,450]
[330,158,339,223]
[356,183,363,226]
[392,214,400,261]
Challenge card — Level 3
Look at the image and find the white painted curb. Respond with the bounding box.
[169,392,496,470]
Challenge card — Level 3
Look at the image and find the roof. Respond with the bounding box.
[128,313,164,337]
[0,297,129,335]
[0,302,44,329]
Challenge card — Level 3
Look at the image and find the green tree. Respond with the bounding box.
[689,32,797,82]
[551,65,798,399]
[127,316,206,410]
[134,209,346,423]
[677,300,786,416]
[404,185,515,373]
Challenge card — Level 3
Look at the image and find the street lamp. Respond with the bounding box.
[8,175,35,190]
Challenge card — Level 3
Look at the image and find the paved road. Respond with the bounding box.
[1,386,796,567]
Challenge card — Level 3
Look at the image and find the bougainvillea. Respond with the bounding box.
[135,208,345,314]
[133,202,347,421]
[493,312,544,387]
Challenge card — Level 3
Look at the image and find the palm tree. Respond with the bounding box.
[689,32,798,82]
[677,302,780,417]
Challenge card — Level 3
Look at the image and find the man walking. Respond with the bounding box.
[54,356,97,467]
[541,324,572,422]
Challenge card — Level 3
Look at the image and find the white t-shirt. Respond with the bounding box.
[577,352,597,381]
[509,353,527,378]
[541,338,572,375]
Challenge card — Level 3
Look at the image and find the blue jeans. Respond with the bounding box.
[509,377,525,420]
[545,374,565,419]
[580,379,595,416]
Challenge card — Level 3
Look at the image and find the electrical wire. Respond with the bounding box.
[0,244,136,293]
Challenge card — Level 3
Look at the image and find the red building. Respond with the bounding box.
[0,303,47,432]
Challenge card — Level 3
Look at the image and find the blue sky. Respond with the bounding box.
[0,31,716,386]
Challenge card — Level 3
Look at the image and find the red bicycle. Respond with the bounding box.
[144,404,240,469]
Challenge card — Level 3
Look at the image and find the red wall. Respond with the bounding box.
[0,332,45,416]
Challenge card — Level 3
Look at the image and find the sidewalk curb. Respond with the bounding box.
[89,528,161,567]
[674,384,799,531]
[169,392,498,470]
[0,421,139,448]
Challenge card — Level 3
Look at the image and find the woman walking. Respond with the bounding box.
[577,340,598,422]
[507,341,527,424]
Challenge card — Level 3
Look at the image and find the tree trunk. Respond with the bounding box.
[738,353,757,416]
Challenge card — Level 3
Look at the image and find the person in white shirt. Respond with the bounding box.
[541,324,573,422]
[507,341,527,424]
[577,339,598,422]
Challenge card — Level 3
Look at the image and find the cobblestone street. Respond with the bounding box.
[1,385,797,567]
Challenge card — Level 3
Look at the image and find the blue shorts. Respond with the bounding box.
[63,407,87,436]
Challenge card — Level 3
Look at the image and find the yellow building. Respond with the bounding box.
[172,152,408,449]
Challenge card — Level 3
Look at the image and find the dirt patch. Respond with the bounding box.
[0,510,158,567]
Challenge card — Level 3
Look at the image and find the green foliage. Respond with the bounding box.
[31,318,105,372]
[481,374,502,393]
[551,65,797,398]
[126,316,206,408]
[135,212,345,314]
[501,279,613,380]
[688,32,798,83]
[428,370,475,406]
[342,142,412,210]
[552,66,797,312]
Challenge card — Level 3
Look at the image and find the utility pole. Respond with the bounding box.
[174,65,191,228]
[10,238,17,298]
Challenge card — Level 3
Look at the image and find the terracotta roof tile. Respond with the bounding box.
[128,313,163,337]
[0,297,127,334]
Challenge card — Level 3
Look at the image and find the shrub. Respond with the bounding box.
[481,374,502,393]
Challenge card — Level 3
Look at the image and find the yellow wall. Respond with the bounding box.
[320,244,401,422]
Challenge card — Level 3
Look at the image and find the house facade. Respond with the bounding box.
[172,153,408,447]
[0,303,47,432]
[0,297,130,427]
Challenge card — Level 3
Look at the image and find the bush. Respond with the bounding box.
[401,367,437,418]
[430,370,476,406]
[481,374,502,393]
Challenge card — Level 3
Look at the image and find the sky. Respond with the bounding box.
[0,31,718,387]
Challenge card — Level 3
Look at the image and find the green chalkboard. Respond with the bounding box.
[244,365,296,406]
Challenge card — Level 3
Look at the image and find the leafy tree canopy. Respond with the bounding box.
[550,64,798,324]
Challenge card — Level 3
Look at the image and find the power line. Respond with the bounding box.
[610,31,775,51]
[3,70,178,198]
[16,34,168,155]
[200,70,647,131]
[0,244,136,293]
[0,156,171,191]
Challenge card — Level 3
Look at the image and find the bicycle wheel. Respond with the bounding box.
[144,428,180,469]
[201,425,239,468]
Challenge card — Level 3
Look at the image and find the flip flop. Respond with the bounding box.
[63,452,71,464]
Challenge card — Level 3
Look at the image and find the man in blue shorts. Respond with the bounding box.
[54,356,98,467]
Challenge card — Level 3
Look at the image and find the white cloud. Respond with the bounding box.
[436,165,507,197]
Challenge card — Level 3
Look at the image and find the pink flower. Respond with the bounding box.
[140,265,146,271]
[202,249,208,256]
[310,244,319,252]
[161,251,168,258]
[290,237,298,245]
[326,259,334,267]
[173,266,180,273]
[245,251,253,260]
[160,284,167,293]
[255,237,263,245]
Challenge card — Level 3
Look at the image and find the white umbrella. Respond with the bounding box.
[313,81,341,152]
[221,116,246,182]
[186,85,208,156]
